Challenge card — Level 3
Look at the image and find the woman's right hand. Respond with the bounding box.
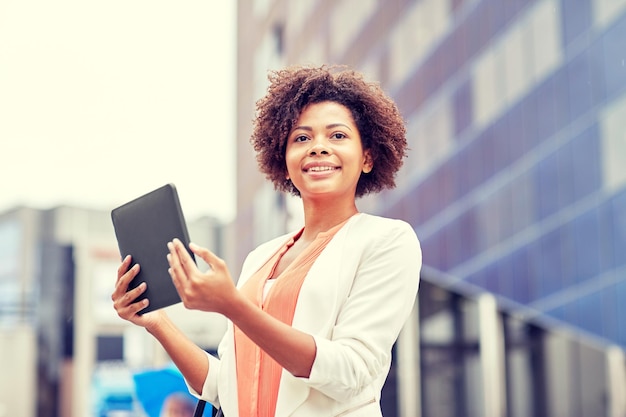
[112,255,166,330]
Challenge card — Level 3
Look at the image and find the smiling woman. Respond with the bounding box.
[0,1,236,221]
[111,65,421,417]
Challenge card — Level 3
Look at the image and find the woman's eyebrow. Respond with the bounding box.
[326,123,352,131]
[291,123,353,131]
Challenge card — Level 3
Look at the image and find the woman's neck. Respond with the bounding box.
[299,197,359,241]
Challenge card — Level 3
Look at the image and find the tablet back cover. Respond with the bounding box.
[111,183,195,313]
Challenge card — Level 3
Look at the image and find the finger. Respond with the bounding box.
[167,242,185,281]
[172,238,198,277]
[112,263,140,299]
[116,255,132,280]
[113,281,146,309]
[117,297,149,320]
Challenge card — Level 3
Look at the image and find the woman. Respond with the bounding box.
[113,65,421,416]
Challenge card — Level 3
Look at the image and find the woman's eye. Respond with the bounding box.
[294,135,309,142]
[331,133,346,140]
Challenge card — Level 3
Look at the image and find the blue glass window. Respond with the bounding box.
[444,223,462,269]
[534,71,570,144]
[496,254,515,300]
[491,116,512,173]
[586,40,607,105]
[508,247,533,303]
[567,49,596,120]
[453,79,473,137]
[538,228,565,297]
[601,14,626,96]
[556,140,576,208]
[600,285,619,341]
[520,91,539,152]
[420,236,439,269]
[458,208,479,263]
[498,187,515,240]
[573,209,602,283]
[416,175,440,224]
[510,172,536,233]
[576,292,604,335]
[617,280,626,345]
[535,152,561,220]
[483,262,501,294]
[527,241,543,301]
[559,221,577,286]
[571,124,601,200]
[479,128,497,181]
[560,0,592,48]
[438,163,460,215]
[504,102,528,161]
[610,188,626,267]
[597,201,614,271]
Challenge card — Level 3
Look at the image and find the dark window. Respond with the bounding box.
[97,336,124,361]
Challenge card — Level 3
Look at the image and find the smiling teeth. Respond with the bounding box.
[308,166,336,172]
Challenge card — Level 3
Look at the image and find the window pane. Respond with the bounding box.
[573,210,602,283]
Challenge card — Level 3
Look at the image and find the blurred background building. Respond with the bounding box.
[0,206,228,417]
[2,0,626,416]
[234,0,626,416]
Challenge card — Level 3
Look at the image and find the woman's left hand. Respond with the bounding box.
[166,238,238,315]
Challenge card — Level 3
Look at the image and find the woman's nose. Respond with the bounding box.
[308,141,330,156]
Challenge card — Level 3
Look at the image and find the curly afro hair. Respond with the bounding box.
[250,65,408,198]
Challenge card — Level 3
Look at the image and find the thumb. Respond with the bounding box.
[189,242,223,269]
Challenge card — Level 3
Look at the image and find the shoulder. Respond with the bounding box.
[347,213,419,244]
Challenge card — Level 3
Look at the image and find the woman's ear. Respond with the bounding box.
[362,151,373,174]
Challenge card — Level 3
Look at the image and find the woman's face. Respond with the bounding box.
[285,101,372,201]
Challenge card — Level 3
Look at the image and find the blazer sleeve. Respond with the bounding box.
[302,219,422,402]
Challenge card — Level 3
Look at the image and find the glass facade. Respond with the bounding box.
[380,0,626,349]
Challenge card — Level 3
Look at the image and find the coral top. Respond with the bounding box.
[234,219,349,417]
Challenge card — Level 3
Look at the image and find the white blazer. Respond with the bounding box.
[190,213,421,416]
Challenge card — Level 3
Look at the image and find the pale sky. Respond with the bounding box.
[0,1,237,222]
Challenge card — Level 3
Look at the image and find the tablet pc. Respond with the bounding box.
[111,183,195,314]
